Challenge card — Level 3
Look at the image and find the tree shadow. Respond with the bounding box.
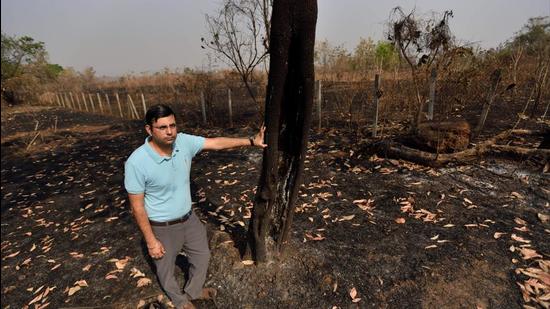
[190,181,249,257]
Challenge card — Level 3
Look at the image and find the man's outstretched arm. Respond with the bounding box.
[203,126,267,151]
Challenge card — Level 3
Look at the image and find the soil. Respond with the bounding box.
[1,105,549,309]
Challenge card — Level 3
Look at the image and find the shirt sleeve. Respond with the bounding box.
[124,160,145,194]
[180,133,205,157]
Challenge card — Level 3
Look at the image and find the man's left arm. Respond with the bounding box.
[203,126,267,151]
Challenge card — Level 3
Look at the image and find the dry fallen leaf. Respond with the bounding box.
[67,285,81,296]
[425,245,437,249]
[339,215,355,221]
[511,234,531,243]
[519,248,543,260]
[493,232,506,239]
[137,300,146,308]
[395,218,406,224]
[349,287,357,299]
[137,277,152,288]
[4,251,20,259]
[538,213,549,223]
[130,267,145,278]
[511,192,524,199]
[242,260,254,265]
[115,257,130,270]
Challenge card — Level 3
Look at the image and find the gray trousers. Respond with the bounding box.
[151,211,210,308]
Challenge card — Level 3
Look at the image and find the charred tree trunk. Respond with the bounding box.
[248,0,317,263]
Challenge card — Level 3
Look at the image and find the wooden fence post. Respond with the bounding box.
[81,93,89,112]
[105,93,113,115]
[373,74,380,137]
[228,88,233,127]
[317,80,322,130]
[200,91,207,124]
[96,93,104,114]
[140,92,147,117]
[88,93,96,113]
[56,93,62,107]
[69,92,77,110]
[63,93,72,109]
[427,68,437,120]
[74,92,82,110]
[115,92,123,118]
[127,93,139,119]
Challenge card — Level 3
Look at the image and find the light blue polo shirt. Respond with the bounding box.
[124,133,205,222]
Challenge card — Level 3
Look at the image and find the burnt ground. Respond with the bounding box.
[1,105,549,309]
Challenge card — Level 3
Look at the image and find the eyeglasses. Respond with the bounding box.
[152,123,176,132]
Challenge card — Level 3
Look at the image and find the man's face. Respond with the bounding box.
[146,115,177,147]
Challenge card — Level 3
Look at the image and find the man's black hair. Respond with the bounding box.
[145,104,176,126]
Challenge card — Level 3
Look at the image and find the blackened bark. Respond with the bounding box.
[248,0,317,263]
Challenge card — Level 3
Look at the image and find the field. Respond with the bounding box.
[1,101,548,308]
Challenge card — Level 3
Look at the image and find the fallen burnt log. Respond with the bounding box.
[378,129,550,167]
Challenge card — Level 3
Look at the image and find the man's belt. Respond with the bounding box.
[149,211,192,226]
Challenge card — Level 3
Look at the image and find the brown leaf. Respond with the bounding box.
[137,277,152,288]
[4,251,20,259]
[339,215,355,221]
[519,248,542,260]
[349,287,358,299]
[493,232,506,239]
[395,218,406,224]
[511,192,524,199]
[538,213,549,223]
[114,257,130,270]
[67,285,81,296]
[305,233,325,241]
[130,267,145,278]
[511,234,531,243]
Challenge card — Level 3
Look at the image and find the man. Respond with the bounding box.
[124,104,266,309]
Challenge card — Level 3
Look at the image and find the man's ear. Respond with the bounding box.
[145,125,152,136]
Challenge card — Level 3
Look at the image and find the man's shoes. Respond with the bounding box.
[198,287,217,300]
[181,301,196,309]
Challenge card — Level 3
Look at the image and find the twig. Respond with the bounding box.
[26,132,41,150]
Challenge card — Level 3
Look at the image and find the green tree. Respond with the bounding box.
[374,40,399,71]
[1,33,47,81]
[512,16,550,57]
[1,33,62,104]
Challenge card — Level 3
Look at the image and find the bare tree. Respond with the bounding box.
[388,7,454,129]
[248,0,317,263]
[202,0,271,111]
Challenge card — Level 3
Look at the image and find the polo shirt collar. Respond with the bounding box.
[144,136,179,164]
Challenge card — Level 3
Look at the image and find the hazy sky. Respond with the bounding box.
[2,0,549,76]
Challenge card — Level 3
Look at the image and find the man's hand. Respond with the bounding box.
[253,126,267,148]
[147,238,166,259]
